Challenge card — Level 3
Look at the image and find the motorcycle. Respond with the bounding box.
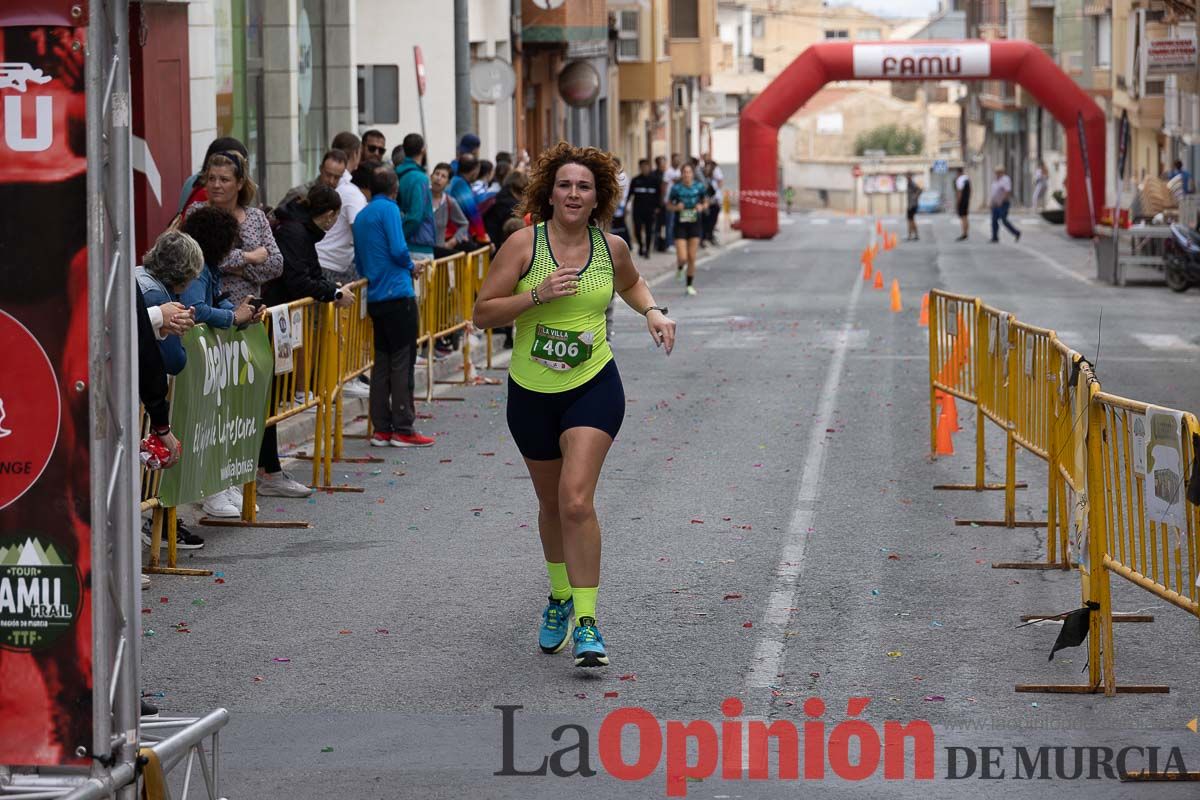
[1163,222,1200,292]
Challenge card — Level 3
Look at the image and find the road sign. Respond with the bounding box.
[933,159,948,174]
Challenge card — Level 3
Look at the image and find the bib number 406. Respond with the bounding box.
[539,339,580,359]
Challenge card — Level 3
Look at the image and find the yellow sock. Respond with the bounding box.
[546,562,572,601]
[573,586,598,622]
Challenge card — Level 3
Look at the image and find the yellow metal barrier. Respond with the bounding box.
[927,289,1193,697]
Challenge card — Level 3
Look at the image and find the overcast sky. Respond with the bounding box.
[827,0,941,18]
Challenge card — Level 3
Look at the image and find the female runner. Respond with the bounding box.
[473,143,676,668]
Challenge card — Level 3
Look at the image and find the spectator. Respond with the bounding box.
[267,185,355,307]
[954,167,971,242]
[989,165,1020,244]
[905,173,922,242]
[491,160,511,194]
[177,136,247,216]
[395,132,438,258]
[136,290,201,555]
[449,154,489,243]
[661,153,683,248]
[484,169,528,248]
[610,157,631,247]
[495,150,513,168]
[258,184,356,498]
[178,206,258,329]
[316,147,369,286]
[186,150,283,307]
[352,159,378,200]
[278,149,349,210]
[178,205,265,519]
[135,230,203,375]
[473,160,494,197]
[353,168,435,448]
[331,131,362,172]
[430,161,471,254]
[702,158,723,246]
[362,129,388,162]
[1168,159,1194,195]
[651,155,667,251]
[453,132,482,174]
[628,159,658,258]
[1032,161,1049,210]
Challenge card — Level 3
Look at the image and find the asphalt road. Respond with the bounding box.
[143,212,1200,798]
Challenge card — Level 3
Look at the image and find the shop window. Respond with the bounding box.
[751,15,765,39]
[1093,14,1111,68]
[357,65,399,125]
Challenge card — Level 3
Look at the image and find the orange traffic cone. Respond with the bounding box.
[876,219,883,236]
[941,391,961,432]
[862,257,873,281]
[918,293,929,327]
[890,279,902,312]
[873,270,884,289]
[935,405,955,456]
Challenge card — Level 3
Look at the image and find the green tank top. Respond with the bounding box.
[509,222,614,393]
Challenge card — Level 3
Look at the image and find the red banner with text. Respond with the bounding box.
[0,15,93,767]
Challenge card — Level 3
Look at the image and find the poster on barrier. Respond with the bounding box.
[269,304,294,375]
[0,15,93,767]
[1144,404,1187,534]
[291,308,304,351]
[1068,488,1089,573]
[158,324,273,508]
[1131,413,1147,476]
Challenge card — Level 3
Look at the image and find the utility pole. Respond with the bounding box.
[455,0,472,141]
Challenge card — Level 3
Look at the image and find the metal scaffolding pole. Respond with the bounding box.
[85,0,141,797]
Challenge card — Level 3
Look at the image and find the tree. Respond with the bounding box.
[854,124,924,156]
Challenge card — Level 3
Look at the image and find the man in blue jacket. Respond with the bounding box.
[353,169,435,448]
[394,132,437,258]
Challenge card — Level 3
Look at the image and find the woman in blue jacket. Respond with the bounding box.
[179,205,261,329]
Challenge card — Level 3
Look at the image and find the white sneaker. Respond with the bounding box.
[201,488,240,518]
[415,355,428,367]
[228,485,258,513]
[342,380,371,398]
[256,470,314,498]
[141,574,150,590]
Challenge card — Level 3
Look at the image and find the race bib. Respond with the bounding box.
[531,323,594,371]
[679,208,698,224]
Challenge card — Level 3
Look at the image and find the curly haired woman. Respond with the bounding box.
[473,143,677,668]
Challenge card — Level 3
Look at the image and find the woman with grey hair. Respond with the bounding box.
[135,230,203,375]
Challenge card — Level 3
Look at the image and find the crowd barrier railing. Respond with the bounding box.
[927,289,1195,698]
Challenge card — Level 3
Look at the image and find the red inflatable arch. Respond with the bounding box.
[739,40,1105,239]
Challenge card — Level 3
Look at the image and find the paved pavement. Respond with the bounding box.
[143,213,1200,798]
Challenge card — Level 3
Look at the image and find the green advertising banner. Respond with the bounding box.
[158,323,274,508]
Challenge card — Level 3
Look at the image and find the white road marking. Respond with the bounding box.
[1131,333,1200,351]
[846,218,865,225]
[971,220,1093,285]
[745,271,863,690]
[808,218,829,225]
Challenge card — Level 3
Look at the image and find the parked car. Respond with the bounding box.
[916,191,943,214]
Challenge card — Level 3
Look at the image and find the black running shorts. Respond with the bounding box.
[507,360,625,461]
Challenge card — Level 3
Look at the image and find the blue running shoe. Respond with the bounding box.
[572,617,609,667]
[539,596,574,654]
